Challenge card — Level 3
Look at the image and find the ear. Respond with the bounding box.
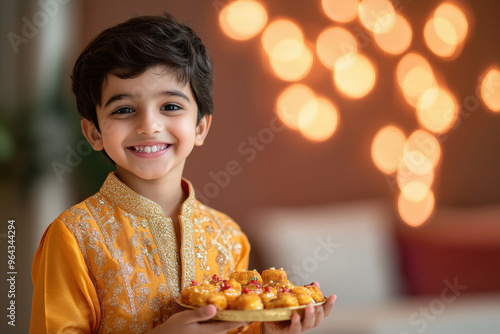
[194,114,212,146]
[81,118,104,151]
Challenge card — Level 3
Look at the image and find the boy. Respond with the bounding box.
[29,13,335,333]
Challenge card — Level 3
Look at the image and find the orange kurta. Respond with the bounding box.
[30,172,260,333]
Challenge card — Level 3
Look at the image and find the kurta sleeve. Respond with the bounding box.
[30,219,100,334]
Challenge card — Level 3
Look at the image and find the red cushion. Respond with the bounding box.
[396,206,500,296]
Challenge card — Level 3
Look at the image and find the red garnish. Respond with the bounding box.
[280,288,291,293]
[210,274,222,285]
[248,277,261,286]
[265,286,272,292]
[242,287,250,294]
[191,280,199,286]
[220,280,231,291]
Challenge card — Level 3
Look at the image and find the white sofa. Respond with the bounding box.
[245,200,500,334]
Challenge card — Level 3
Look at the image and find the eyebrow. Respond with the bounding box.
[103,90,191,107]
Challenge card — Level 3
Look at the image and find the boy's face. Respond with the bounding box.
[82,64,211,183]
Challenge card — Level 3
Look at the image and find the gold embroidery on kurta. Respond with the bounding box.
[149,216,180,298]
[55,173,248,333]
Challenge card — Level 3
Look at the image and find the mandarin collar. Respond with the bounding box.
[100,172,196,219]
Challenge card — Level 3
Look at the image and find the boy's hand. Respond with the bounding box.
[262,294,336,334]
[149,305,247,334]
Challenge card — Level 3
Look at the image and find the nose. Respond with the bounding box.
[136,109,163,135]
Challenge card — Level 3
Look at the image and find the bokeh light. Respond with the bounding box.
[333,52,376,98]
[358,0,396,34]
[371,125,406,174]
[217,0,481,228]
[423,2,468,59]
[416,86,458,133]
[397,161,434,202]
[403,130,441,175]
[276,84,317,129]
[398,190,435,227]
[219,0,268,41]
[316,27,357,70]
[269,43,313,81]
[270,38,305,62]
[398,131,439,204]
[298,97,339,141]
[322,0,359,23]
[480,67,500,112]
[433,16,459,46]
[262,19,303,56]
[373,13,412,55]
[434,2,468,44]
[396,53,437,107]
[424,17,458,58]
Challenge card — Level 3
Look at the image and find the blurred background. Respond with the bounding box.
[1,0,500,333]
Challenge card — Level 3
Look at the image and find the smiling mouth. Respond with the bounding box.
[129,144,171,153]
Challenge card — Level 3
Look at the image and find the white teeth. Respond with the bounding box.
[133,145,167,153]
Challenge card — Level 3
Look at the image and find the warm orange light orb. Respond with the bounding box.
[480,67,500,112]
[270,38,305,62]
[322,0,359,23]
[435,2,468,44]
[397,162,434,203]
[398,190,435,227]
[333,53,376,98]
[219,0,268,41]
[262,19,303,56]
[276,84,317,129]
[358,0,396,34]
[416,87,458,133]
[371,125,406,174]
[270,43,313,81]
[298,97,339,141]
[403,130,441,175]
[316,26,357,70]
[424,17,458,58]
[396,53,437,107]
[423,3,469,59]
[373,14,412,55]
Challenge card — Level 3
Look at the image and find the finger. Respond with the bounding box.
[180,305,217,324]
[289,313,302,333]
[300,305,316,331]
[313,303,325,328]
[322,295,337,318]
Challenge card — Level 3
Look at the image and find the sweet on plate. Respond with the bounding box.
[180,267,324,311]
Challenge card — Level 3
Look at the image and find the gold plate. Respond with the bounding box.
[177,299,327,322]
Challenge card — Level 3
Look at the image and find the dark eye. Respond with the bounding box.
[161,104,180,111]
[112,107,134,115]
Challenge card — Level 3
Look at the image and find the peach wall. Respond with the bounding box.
[76,0,500,230]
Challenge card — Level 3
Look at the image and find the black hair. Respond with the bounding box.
[71,12,214,131]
